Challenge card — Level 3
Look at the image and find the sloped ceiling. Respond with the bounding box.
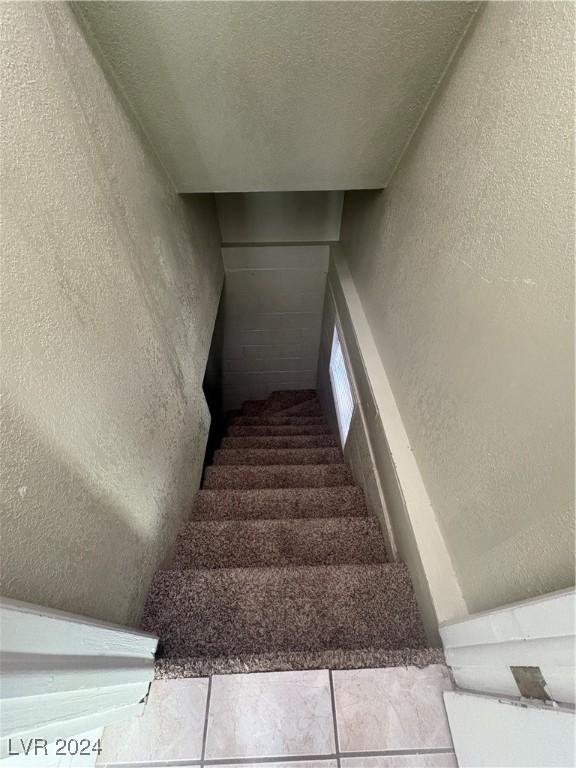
[77,1,478,192]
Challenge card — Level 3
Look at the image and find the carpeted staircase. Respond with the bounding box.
[142,389,443,678]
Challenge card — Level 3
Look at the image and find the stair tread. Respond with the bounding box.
[142,563,427,659]
[221,435,339,449]
[191,486,368,520]
[203,463,354,489]
[213,447,343,466]
[171,517,388,568]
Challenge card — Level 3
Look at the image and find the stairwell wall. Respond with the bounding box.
[317,251,466,645]
[317,284,397,566]
[337,2,575,616]
[1,3,223,625]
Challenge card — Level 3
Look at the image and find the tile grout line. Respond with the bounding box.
[328,670,341,768]
[200,675,213,768]
[206,757,338,766]
[206,749,456,762]
[105,749,456,768]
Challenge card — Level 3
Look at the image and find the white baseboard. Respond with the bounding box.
[0,597,157,759]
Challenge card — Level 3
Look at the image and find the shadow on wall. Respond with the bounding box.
[202,292,225,472]
[0,3,223,628]
[0,392,201,627]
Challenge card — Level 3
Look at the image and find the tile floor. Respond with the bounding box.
[98,665,457,768]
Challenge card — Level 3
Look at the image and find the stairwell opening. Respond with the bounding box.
[139,191,438,677]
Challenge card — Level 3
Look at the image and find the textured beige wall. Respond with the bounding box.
[316,252,467,642]
[341,2,575,613]
[1,3,223,625]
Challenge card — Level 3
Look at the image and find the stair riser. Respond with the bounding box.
[203,464,354,489]
[155,648,446,679]
[274,400,323,417]
[260,389,317,414]
[230,416,326,426]
[242,400,267,416]
[191,487,368,520]
[221,435,339,449]
[171,518,388,569]
[228,425,331,436]
[242,399,322,418]
[213,448,343,466]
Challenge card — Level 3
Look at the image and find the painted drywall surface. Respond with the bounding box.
[341,2,575,613]
[76,1,477,192]
[1,3,223,625]
[317,252,467,643]
[216,192,344,244]
[221,245,328,409]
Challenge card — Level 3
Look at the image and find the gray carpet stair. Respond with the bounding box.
[191,486,369,520]
[155,647,446,678]
[142,563,425,658]
[242,396,322,418]
[242,399,267,416]
[271,398,323,417]
[203,463,354,489]
[171,517,388,568]
[213,447,343,466]
[259,389,318,414]
[228,424,332,436]
[230,415,326,426]
[142,388,438,678]
[221,434,339,449]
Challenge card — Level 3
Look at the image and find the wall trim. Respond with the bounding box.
[440,586,575,705]
[443,690,574,768]
[328,246,467,640]
[0,597,158,757]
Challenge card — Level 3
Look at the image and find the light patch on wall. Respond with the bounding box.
[329,326,355,446]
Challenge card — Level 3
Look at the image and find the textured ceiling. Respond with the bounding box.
[77,1,478,193]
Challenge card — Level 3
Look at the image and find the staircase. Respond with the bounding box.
[142,389,443,677]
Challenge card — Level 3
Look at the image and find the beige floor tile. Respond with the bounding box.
[98,678,208,764]
[205,669,336,759]
[341,754,457,768]
[333,665,453,752]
